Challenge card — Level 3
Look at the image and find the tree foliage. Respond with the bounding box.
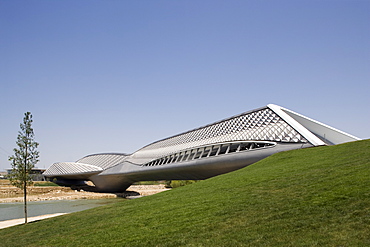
[8,112,39,189]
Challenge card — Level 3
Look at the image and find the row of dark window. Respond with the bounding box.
[143,141,276,167]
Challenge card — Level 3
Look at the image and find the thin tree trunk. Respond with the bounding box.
[24,137,28,224]
[24,182,27,224]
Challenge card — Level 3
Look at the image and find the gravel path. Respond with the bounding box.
[0,213,67,229]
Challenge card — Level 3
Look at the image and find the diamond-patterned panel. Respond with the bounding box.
[144,108,306,149]
[43,162,103,176]
[129,107,308,164]
[77,153,128,170]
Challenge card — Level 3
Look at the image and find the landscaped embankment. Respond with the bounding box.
[0,139,369,246]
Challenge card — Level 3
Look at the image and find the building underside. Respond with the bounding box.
[43,104,360,192]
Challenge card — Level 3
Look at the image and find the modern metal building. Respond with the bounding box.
[6,168,46,181]
[43,104,360,192]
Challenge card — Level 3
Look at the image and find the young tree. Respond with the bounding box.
[8,112,40,224]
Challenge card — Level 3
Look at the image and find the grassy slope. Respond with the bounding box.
[1,140,369,246]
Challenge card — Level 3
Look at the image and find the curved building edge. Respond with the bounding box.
[43,104,360,192]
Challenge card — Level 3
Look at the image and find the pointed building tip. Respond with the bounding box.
[267,103,279,107]
[268,104,361,145]
[267,104,282,110]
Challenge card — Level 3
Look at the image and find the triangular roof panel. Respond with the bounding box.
[268,104,360,145]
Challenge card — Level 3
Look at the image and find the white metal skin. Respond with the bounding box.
[269,104,361,145]
[90,142,312,192]
[267,104,326,146]
[43,104,360,192]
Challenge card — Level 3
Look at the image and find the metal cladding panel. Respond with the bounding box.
[92,142,310,192]
[76,153,129,170]
[43,162,103,177]
[128,107,308,164]
[43,104,360,192]
[279,106,360,145]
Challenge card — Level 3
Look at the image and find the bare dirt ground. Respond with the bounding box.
[0,180,170,203]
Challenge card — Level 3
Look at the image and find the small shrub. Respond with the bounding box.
[165,180,198,188]
[33,181,59,187]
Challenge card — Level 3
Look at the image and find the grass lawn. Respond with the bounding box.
[0,140,369,246]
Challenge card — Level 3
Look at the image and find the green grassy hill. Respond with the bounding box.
[1,140,369,246]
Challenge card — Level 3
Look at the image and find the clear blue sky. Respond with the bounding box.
[1,0,369,171]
